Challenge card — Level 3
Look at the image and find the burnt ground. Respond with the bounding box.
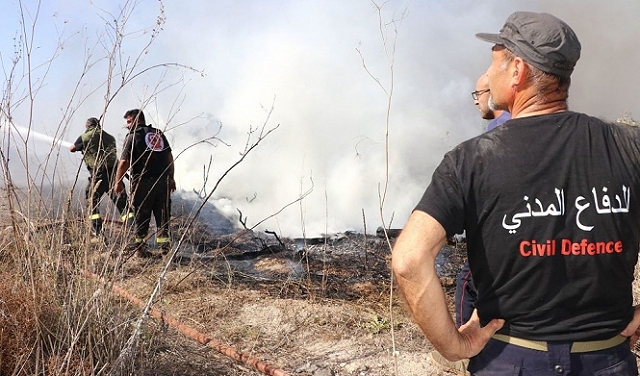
[13,188,640,375]
[112,209,640,375]
[1,186,460,375]
[107,212,469,376]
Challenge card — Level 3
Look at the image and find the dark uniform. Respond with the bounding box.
[120,124,172,249]
[73,119,132,235]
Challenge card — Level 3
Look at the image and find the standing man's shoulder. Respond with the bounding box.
[149,125,172,150]
[120,131,136,160]
[101,129,116,142]
[577,112,640,133]
[609,118,640,146]
[576,112,640,164]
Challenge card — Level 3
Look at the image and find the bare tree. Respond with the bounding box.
[357,1,410,374]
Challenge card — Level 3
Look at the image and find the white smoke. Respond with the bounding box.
[0,0,638,237]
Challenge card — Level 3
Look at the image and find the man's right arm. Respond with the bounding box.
[114,159,130,194]
[392,210,503,360]
[114,135,132,194]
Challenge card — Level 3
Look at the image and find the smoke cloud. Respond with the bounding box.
[0,1,638,237]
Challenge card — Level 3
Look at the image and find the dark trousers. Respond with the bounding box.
[131,176,171,243]
[86,167,129,234]
[469,337,637,375]
[454,261,477,327]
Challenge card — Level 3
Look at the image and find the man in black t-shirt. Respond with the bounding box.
[114,109,176,257]
[455,74,512,329]
[393,12,640,375]
[429,74,513,376]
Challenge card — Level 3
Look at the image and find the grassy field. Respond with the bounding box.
[2,186,640,375]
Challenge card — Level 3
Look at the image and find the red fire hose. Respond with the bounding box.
[82,270,290,376]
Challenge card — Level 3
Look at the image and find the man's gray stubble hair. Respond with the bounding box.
[500,47,571,102]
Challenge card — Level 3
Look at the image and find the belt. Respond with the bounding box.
[492,333,627,353]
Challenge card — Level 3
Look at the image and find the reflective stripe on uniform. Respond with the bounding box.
[90,213,102,220]
[121,212,135,221]
[156,237,171,244]
[134,238,144,243]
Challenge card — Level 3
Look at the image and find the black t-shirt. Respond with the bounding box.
[416,111,640,341]
[121,125,172,180]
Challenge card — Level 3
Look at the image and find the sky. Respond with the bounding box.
[0,0,638,237]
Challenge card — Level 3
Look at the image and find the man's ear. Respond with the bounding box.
[510,57,527,88]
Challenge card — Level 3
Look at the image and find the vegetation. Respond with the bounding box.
[0,1,280,374]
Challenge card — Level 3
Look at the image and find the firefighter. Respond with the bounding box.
[70,117,133,239]
[114,109,176,257]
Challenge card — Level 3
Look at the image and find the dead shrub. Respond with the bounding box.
[0,273,45,375]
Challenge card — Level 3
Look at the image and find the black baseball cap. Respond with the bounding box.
[476,11,581,78]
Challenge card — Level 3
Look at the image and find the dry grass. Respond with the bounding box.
[0,195,158,375]
[0,269,41,374]
[0,195,420,375]
[2,188,640,376]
